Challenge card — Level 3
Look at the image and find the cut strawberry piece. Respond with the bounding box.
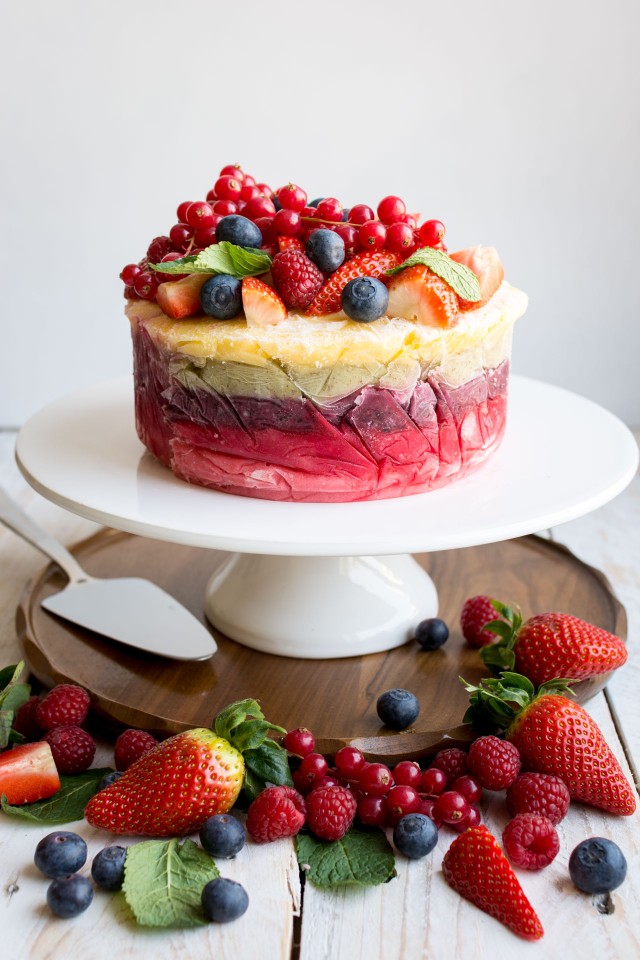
[0,742,61,805]
[450,246,504,309]
[307,250,401,315]
[156,274,209,319]
[242,277,287,327]
[278,236,305,253]
[386,265,459,327]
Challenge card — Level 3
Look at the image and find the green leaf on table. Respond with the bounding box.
[386,245,482,301]
[150,242,271,278]
[1,767,112,824]
[122,838,220,927]
[296,827,396,888]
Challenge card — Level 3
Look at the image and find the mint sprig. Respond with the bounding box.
[150,242,271,278]
[296,827,396,888]
[0,661,31,749]
[386,246,482,302]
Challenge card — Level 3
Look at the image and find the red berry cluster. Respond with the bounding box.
[13,683,96,776]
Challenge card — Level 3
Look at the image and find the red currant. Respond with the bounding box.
[358,762,393,796]
[243,196,276,221]
[256,182,273,198]
[194,223,221,247]
[214,176,243,202]
[392,760,422,788]
[185,201,215,229]
[299,205,318,220]
[315,197,343,222]
[335,224,358,256]
[418,219,446,247]
[219,164,244,181]
[277,183,308,212]
[120,263,141,285]
[386,784,420,824]
[334,746,365,779]
[241,184,262,203]
[133,271,158,300]
[358,220,387,250]
[274,208,302,236]
[155,252,187,282]
[420,768,447,795]
[169,223,194,252]
[176,200,193,223]
[242,174,256,188]
[254,216,278,245]
[452,805,482,833]
[298,752,328,784]
[451,775,483,805]
[284,727,316,757]
[348,203,375,226]
[416,797,441,827]
[357,795,387,827]
[212,200,238,216]
[377,195,406,225]
[433,790,470,825]
[385,221,415,253]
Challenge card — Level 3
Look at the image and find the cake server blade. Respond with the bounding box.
[0,487,216,661]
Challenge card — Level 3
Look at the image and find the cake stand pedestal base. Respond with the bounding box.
[204,553,438,658]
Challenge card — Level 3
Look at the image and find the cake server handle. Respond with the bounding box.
[0,487,89,584]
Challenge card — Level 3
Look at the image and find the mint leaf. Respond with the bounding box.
[243,739,293,800]
[1,768,112,824]
[122,839,219,927]
[150,242,271,279]
[0,663,24,691]
[386,246,481,301]
[296,827,396,888]
[0,663,30,750]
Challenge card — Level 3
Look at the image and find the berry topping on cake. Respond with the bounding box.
[200,274,243,320]
[242,277,287,327]
[308,249,401,315]
[156,274,209,319]
[386,264,459,327]
[271,249,324,310]
[450,245,504,308]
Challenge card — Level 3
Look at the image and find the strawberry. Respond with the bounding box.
[84,699,287,836]
[278,236,305,253]
[307,250,401,315]
[242,277,287,327]
[0,742,61,804]
[463,673,636,816]
[480,604,627,686]
[156,274,209,319]
[450,246,504,309]
[386,264,459,327]
[442,825,544,940]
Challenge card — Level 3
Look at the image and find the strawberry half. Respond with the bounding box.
[0,742,61,804]
[242,277,287,327]
[464,674,636,816]
[156,274,209,319]
[450,246,504,309]
[307,250,401,315]
[480,605,628,686]
[386,264,459,327]
[443,825,544,940]
[84,699,287,836]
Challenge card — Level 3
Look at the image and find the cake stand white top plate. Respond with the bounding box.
[16,375,638,557]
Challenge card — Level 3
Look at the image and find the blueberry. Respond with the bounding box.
[393,814,438,859]
[201,877,249,923]
[376,688,420,729]
[91,845,127,891]
[215,214,262,249]
[308,197,324,208]
[47,875,94,918]
[200,814,246,859]
[341,277,389,323]
[342,208,350,222]
[306,229,345,273]
[569,838,627,893]
[34,831,88,878]
[98,770,122,791]
[200,274,242,320]
[415,617,449,651]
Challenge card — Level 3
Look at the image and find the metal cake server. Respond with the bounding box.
[0,487,216,661]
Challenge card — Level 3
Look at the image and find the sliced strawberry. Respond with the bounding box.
[386,264,459,327]
[278,236,305,253]
[0,741,61,805]
[156,274,209,319]
[307,250,402,315]
[450,246,504,309]
[242,277,287,327]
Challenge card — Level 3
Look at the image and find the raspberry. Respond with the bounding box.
[36,685,90,731]
[506,772,571,825]
[429,748,468,787]
[246,786,306,843]
[44,725,96,775]
[460,595,500,648]
[271,250,323,310]
[12,695,43,741]
[114,729,159,771]
[467,735,521,790]
[306,784,357,841]
[502,813,560,870]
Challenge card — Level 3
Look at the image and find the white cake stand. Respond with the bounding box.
[16,376,638,659]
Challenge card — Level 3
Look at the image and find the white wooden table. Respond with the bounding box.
[1,429,639,960]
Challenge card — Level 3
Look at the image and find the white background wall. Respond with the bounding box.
[1,0,639,426]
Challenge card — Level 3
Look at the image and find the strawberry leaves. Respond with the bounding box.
[462,672,576,732]
[0,661,31,748]
[479,602,523,674]
[213,699,291,799]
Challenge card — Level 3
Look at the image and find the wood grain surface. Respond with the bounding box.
[17,530,626,758]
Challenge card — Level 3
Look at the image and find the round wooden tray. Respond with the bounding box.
[17,532,626,761]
